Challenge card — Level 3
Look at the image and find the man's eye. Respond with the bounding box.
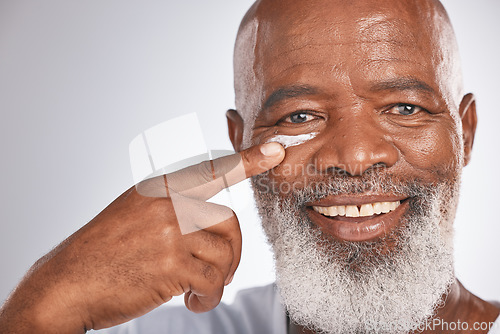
[285,112,315,124]
[393,104,424,115]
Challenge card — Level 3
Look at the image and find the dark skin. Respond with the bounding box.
[0,146,285,333]
[228,0,499,332]
[0,0,498,333]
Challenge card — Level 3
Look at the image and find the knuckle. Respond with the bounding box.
[200,263,224,287]
[204,234,234,262]
[219,239,234,262]
[224,216,242,242]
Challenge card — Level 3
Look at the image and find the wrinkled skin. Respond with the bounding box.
[228,0,499,333]
[0,0,498,333]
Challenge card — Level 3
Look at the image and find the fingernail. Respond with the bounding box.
[260,142,283,157]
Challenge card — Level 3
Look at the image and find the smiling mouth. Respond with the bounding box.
[306,198,410,241]
[312,200,401,219]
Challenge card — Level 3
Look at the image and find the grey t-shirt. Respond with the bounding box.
[96,284,500,334]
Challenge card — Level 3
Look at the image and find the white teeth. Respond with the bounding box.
[345,205,360,217]
[313,200,401,218]
[380,202,391,213]
[360,203,374,216]
[337,206,346,216]
[373,202,383,214]
[327,206,338,216]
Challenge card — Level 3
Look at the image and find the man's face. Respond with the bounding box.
[243,0,467,238]
[231,0,476,332]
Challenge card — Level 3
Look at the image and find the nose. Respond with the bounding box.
[312,114,399,176]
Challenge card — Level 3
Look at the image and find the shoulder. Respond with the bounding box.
[95,284,286,334]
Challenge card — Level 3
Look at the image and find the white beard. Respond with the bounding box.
[251,172,459,334]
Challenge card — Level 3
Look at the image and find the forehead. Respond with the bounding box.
[251,0,455,108]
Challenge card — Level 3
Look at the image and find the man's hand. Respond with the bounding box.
[0,142,285,334]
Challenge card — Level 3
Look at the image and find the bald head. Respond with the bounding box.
[232,3,481,332]
[234,0,463,140]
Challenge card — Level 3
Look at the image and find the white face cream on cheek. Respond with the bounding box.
[265,132,318,149]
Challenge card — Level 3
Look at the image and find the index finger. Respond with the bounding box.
[165,142,285,201]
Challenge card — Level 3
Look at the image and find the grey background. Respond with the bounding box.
[0,0,499,309]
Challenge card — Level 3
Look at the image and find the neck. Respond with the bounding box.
[418,279,499,334]
[292,279,500,334]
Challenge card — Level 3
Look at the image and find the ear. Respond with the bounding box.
[226,109,244,152]
[459,93,477,166]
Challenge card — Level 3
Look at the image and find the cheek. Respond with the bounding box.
[250,127,323,190]
[265,145,318,192]
[393,122,463,179]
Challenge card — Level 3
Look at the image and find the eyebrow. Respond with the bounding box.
[370,77,435,94]
[263,85,320,109]
[262,77,434,110]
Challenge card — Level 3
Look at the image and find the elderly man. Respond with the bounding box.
[1,0,498,333]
